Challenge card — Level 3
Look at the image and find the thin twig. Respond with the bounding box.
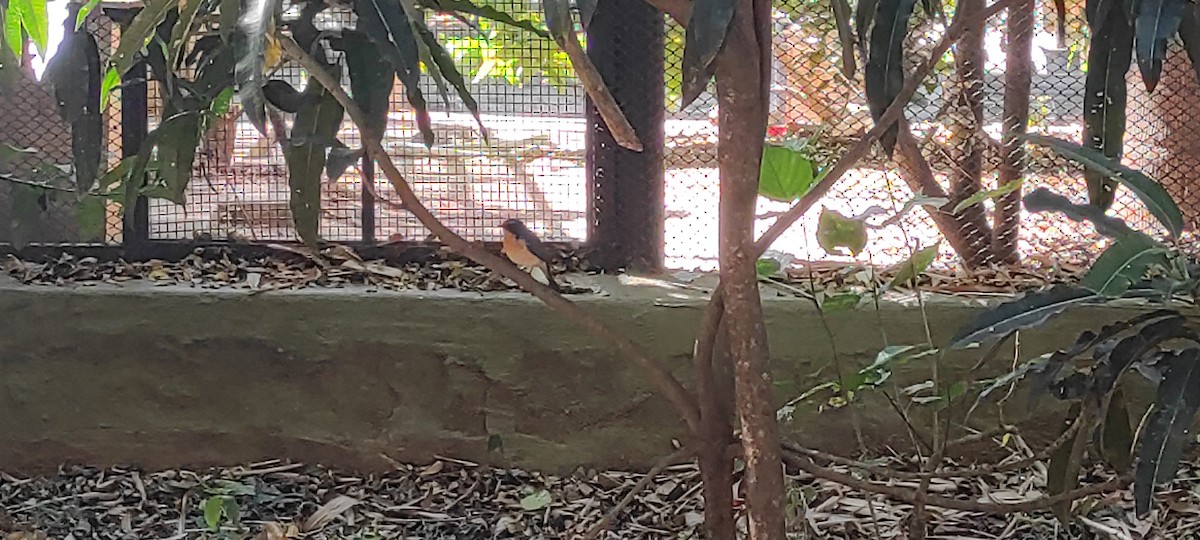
[583,445,694,540]
[278,34,701,433]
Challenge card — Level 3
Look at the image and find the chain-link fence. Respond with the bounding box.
[662,0,1197,272]
[3,0,1197,275]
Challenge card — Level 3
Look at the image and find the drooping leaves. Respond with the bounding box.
[1091,315,1192,396]
[43,11,103,193]
[1080,0,1134,210]
[948,285,1101,349]
[680,0,735,108]
[234,0,278,137]
[1026,135,1183,236]
[1023,187,1138,239]
[110,0,175,77]
[864,0,919,156]
[1096,388,1135,472]
[1081,232,1170,297]
[759,140,819,202]
[576,0,598,29]
[855,0,880,54]
[414,24,487,138]
[1179,4,1200,84]
[816,208,868,256]
[263,79,307,113]
[953,179,1022,214]
[541,0,572,38]
[169,0,205,69]
[341,29,392,137]
[5,0,48,58]
[150,112,203,205]
[419,0,550,37]
[1135,348,1200,516]
[832,0,857,78]
[888,241,939,288]
[1133,0,1187,92]
[326,142,365,183]
[1046,402,1084,522]
[285,62,345,249]
[355,0,434,146]
[8,183,47,248]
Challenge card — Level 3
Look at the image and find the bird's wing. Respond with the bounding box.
[516,229,559,265]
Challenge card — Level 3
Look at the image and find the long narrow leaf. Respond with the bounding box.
[1178,4,1200,84]
[1081,232,1171,297]
[235,0,277,136]
[1135,349,1200,516]
[832,0,857,78]
[1026,134,1183,236]
[680,0,735,108]
[355,0,434,146]
[864,0,918,156]
[111,0,174,77]
[169,0,205,69]
[415,24,487,139]
[1080,2,1133,210]
[948,285,1101,349]
[341,29,392,136]
[7,0,47,57]
[1133,0,1187,92]
[286,66,345,249]
[421,0,550,38]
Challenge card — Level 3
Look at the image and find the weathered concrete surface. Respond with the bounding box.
[0,274,1174,474]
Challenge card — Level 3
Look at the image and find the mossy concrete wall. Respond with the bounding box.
[0,275,1166,474]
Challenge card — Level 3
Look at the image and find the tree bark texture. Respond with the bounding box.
[945,0,993,266]
[713,0,787,537]
[993,0,1033,263]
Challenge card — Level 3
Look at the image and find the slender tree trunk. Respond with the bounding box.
[993,0,1033,262]
[713,0,787,537]
[946,0,991,264]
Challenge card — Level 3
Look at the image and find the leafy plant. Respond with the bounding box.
[948,139,1200,518]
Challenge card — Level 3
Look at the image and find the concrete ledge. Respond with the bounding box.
[0,275,1167,474]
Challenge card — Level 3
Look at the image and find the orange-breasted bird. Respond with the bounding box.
[500,218,561,292]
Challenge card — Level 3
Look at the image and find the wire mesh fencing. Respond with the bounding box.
[0,8,123,246]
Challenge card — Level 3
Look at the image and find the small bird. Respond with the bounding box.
[500,218,561,291]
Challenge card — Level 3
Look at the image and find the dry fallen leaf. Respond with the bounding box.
[302,495,359,532]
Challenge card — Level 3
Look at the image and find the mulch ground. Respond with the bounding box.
[4,454,1200,540]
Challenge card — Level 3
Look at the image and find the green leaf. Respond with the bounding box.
[99,66,120,109]
[169,0,205,70]
[680,0,735,108]
[576,0,598,29]
[0,10,19,89]
[864,0,918,156]
[1098,387,1135,473]
[75,0,102,31]
[203,495,225,531]
[76,195,107,242]
[7,0,48,58]
[285,69,344,249]
[1079,4,1133,210]
[110,0,174,77]
[759,141,818,202]
[487,433,504,452]
[1081,232,1171,297]
[262,79,307,113]
[948,285,1101,349]
[341,29,393,137]
[888,241,939,288]
[831,0,856,78]
[816,208,868,257]
[1134,348,1200,516]
[1179,5,1200,85]
[755,250,792,277]
[1133,0,1187,92]
[519,489,552,511]
[855,0,879,53]
[211,86,235,116]
[422,0,550,38]
[1046,403,1083,522]
[355,0,434,146]
[415,24,487,139]
[0,143,37,165]
[953,180,1023,214]
[1026,135,1183,237]
[821,292,863,313]
[152,112,203,205]
[541,0,572,39]
[9,183,47,248]
[234,0,278,136]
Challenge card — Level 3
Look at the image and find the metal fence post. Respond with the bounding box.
[107,8,150,254]
[585,0,666,273]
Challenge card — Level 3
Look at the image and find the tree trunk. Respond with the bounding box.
[713,0,787,537]
[945,0,992,265]
[993,0,1034,263]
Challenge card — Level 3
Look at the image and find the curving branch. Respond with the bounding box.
[277,35,699,432]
